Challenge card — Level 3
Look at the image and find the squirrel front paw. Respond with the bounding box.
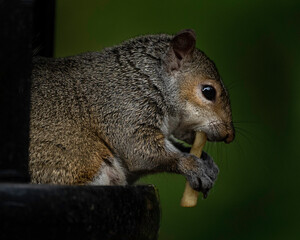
[178,151,219,198]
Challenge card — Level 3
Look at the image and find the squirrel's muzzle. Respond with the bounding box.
[224,131,235,143]
[224,122,235,143]
[206,121,235,144]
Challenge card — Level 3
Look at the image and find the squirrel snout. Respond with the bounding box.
[206,122,235,143]
[224,132,235,144]
[224,124,235,144]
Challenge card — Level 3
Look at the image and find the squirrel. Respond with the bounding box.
[29,29,235,196]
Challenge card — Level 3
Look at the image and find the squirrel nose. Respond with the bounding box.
[224,125,235,144]
[224,133,234,143]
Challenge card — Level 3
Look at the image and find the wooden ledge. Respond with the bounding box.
[0,184,160,240]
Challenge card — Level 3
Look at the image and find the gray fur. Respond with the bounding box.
[30,30,234,196]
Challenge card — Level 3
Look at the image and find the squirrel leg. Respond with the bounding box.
[30,131,127,185]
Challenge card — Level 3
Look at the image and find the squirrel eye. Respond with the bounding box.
[201,85,216,101]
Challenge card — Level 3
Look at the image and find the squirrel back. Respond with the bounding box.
[30,30,234,194]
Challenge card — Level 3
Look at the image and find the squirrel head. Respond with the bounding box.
[164,29,235,143]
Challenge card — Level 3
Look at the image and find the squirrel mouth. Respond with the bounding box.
[169,134,193,153]
[169,134,208,159]
[169,127,228,152]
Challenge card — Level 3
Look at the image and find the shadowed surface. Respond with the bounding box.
[0,184,160,240]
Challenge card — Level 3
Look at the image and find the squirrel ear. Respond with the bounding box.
[167,29,196,71]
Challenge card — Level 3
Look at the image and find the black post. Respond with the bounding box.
[32,0,55,57]
[0,0,33,182]
[0,0,55,182]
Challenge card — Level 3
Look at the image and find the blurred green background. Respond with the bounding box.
[54,1,300,239]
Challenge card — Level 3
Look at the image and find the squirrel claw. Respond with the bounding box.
[202,189,209,199]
